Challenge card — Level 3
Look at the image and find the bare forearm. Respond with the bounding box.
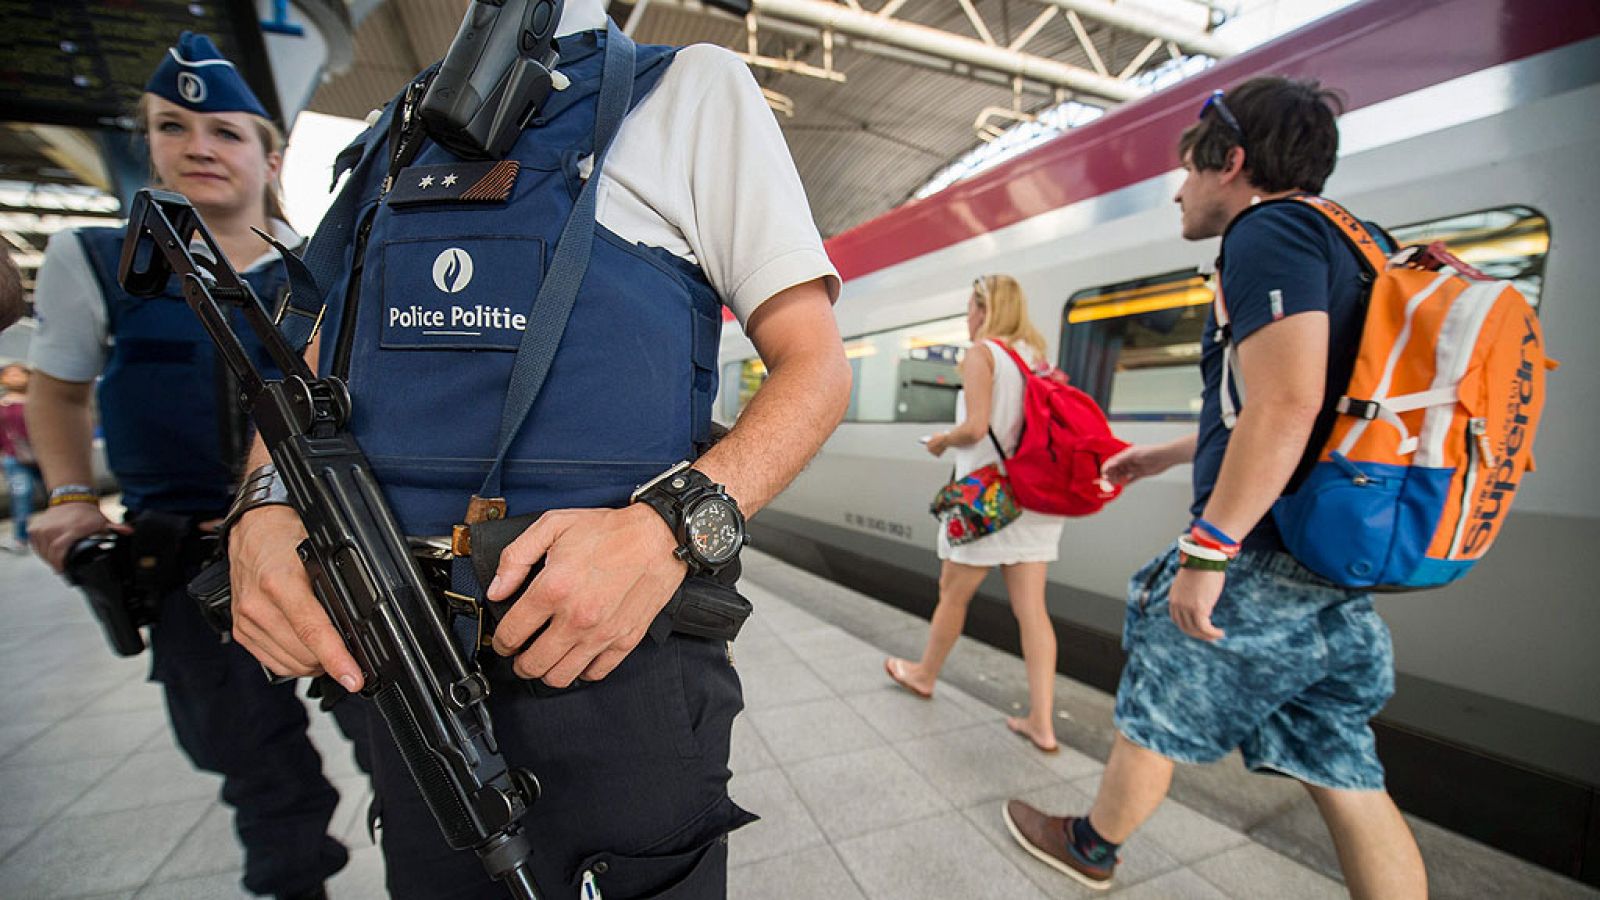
[26,376,96,489]
[1156,433,1198,468]
[944,420,989,446]
[1201,402,1316,539]
[695,349,850,516]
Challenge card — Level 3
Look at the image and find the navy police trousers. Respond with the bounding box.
[367,632,754,899]
[149,584,356,897]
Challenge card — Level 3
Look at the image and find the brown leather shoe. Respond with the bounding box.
[1002,800,1115,891]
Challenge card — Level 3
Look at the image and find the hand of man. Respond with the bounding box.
[228,505,364,691]
[1102,444,1172,486]
[488,503,688,688]
[925,432,952,457]
[1168,566,1227,642]
[30,501,130,572]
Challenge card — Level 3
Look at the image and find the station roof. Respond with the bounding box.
[308,0,1230,237]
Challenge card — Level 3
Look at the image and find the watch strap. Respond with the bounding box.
[220,464,293,541]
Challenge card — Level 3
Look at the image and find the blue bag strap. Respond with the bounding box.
[274,104,397,351]
[477,22,637,501]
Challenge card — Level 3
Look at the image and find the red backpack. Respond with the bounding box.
[991,341,1130,516]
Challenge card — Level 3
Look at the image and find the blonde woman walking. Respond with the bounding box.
[886,274,1066,752]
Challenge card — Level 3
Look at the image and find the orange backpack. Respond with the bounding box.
[1218,195,1556,589]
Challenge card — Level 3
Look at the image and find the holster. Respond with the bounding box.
[66,511,213,657]
[464,512,752,645]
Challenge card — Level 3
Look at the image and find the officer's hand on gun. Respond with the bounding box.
[228,504,366,691]
[229,501,688,690]
[30,502,132,573]
[487,503,688,688]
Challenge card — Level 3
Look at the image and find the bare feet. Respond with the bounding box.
[884,657,934,699]
[1007,716,1060,753]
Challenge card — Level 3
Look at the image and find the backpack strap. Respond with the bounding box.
[1212,195,1391,432]
[1211,276,1244,430]
[1292,195,1390,275]
[990,338,1035,380]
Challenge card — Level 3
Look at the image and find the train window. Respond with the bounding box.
[1389,206,1550,308]
[720,315,970,424]
[718,358,768,422]
[845,316,969,423]
[1060,270,1210,420]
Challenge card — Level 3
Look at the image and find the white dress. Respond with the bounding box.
[937,340,1067,566]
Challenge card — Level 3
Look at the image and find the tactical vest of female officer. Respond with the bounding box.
[77,229,283,515]
[317,30,722,537]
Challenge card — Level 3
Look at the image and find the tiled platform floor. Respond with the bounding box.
[0,543,1593,898]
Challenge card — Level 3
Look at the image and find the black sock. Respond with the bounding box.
[1068,816,1120,865]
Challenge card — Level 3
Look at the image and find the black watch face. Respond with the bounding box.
[685,497,742,566]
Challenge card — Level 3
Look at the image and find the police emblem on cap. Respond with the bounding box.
[177,71,207,104]
[145,31,270,119]
[433,248,474,294]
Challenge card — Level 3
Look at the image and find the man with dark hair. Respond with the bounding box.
[0,243,24,331]
[1003,76,1428,898]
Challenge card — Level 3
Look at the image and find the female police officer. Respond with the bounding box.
[27,33,351,900]
[224,0,853,895]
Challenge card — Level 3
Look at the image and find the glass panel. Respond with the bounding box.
[848,316,969,423]
[1061,270,1209,421]
[1389,206,1550,308]
[718,358,768,421]
[719,315,969,424]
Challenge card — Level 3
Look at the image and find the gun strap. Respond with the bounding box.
[477,23,638,503]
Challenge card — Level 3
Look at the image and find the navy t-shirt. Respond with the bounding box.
[1191,199,1380,553]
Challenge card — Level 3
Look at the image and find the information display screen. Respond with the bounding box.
[0,0,277,129]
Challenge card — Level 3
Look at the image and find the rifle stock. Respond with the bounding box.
[120,189,543,899]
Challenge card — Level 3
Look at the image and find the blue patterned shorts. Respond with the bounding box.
[1113,545,1394,791]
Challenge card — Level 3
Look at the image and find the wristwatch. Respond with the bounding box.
[631,461,746,575]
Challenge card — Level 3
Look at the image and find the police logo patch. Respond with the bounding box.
[177,71,207,104]
[432,248,474,294]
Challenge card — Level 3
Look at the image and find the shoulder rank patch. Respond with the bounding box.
[387,160,520,207]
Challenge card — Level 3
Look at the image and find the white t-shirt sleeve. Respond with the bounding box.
[598,45,839,325]
[29,230,110,383]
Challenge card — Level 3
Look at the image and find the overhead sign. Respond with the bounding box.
[0,0,279,129]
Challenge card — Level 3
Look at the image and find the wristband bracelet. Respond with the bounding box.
[1191,518,1240,549]
[1187,526,1241,558]
[47,484,97,507]
[1177,535,1231,571]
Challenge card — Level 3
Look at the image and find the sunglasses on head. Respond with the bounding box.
[1199,89,1244,141]
[972,276,991,302]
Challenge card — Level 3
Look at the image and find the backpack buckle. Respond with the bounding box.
[1338,397,1381,420]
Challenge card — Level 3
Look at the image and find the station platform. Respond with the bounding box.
[0,543,1593,899]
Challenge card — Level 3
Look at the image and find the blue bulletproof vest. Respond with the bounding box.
[78,227,285,516]
[317,30,723,536]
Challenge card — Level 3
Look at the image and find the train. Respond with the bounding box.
[717,0,1600,885]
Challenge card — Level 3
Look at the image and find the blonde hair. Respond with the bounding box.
[135,94,289,224]
[972,274,1047,359]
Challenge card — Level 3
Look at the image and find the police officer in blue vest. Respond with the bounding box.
[28,33,355,900]
[222,0,852,895]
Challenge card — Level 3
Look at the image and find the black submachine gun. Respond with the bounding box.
[119,189,544,900]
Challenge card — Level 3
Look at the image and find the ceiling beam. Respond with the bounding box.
[1034,0,1233,59]
[751,0,1144,103]
[651,0,1073,100]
